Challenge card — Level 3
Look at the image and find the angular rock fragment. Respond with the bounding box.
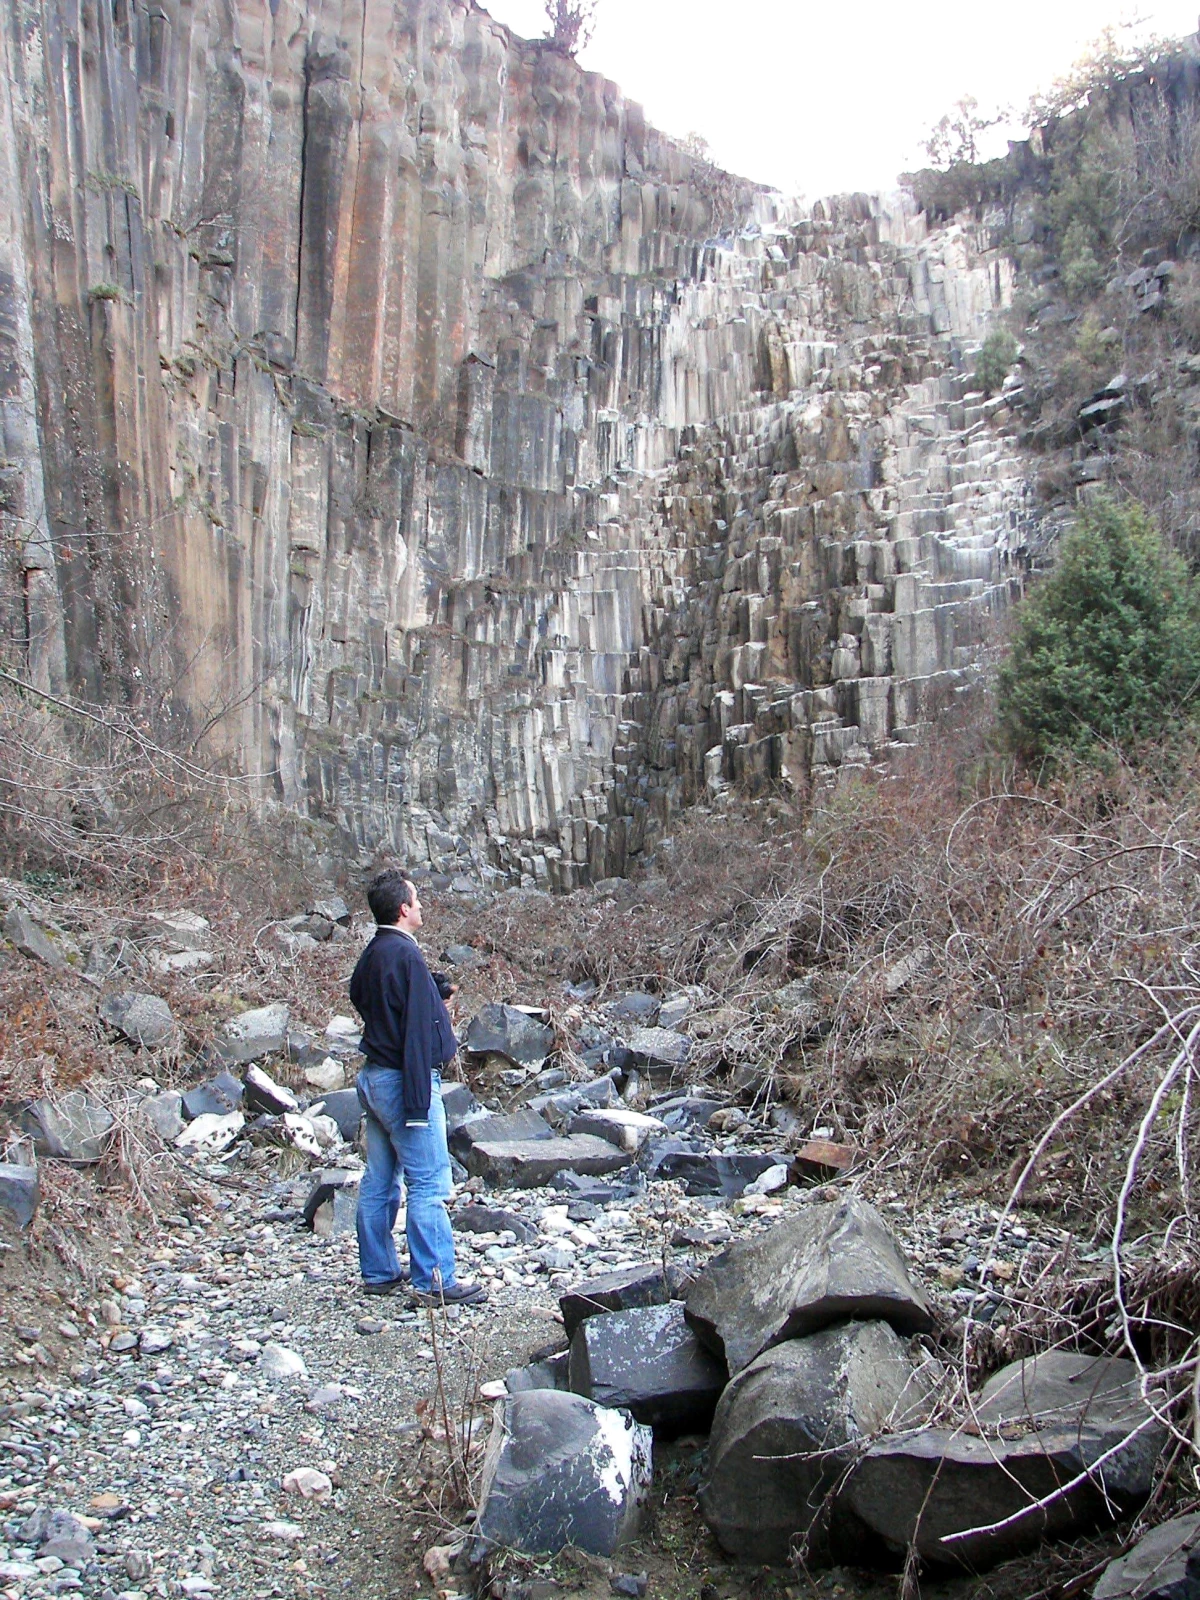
[453,1204,536,1243]
[605,993,661,1026]
[505,1352,570,1393]
[309,894,350,925]
[570,1108,665,1154]
[465,1004,555,1069]
[569,1302,726,1436]
[548,1169,642,1203]
[473,1390,652,1558]
[651,1095,724,1131]
[641,1141,781,1198]
[303,1057,345,1092]
[218,1003,290,1064]
[243,1064,299,1117]
[842,1352,1168,1568]
[138,1090,185,1143]
[465,1135,632,1188]
[175,1111,244,1154]
[625,1027,690,1071]
[4,907,65,968]
[449,1107,554,1163]
[685,1197,934,1373]
[302,1168,361,1229]
[560,1263,691,1339]
[0,1163,39,1228]
[23,1092,115,1164]
[99,991,174,1047]
[701,1321,936,1562]
[307,1088,363,1143]
[789,1139,862,1180]
[1093,1511,1200,1600]
[440,1080,481,1132]
[530,1075,621,1128]
[181,1071,244,1121]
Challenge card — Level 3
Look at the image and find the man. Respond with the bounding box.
[349,868,486,1306]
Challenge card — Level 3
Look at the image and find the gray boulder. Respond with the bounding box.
[473,1389,652,1558]
[22,1092,115,1164]
[466,1004,555,1069]
[0,1163,39,1228]
[449,1107,554,1163]
[4,907,65,968]
[1093,1512,1200,1600]
[243,1064,299,1117]
[685,1197,934,1374]
[307,1087,362,1143]
[139,1089,185,1143]
[443,943,484,969]
[561,1263,692,1339]
[606,993,661,1026]
[842,1352,1168,1568]
[569,1302,726,1436]
[181,1071,243,1121]
[626,1027,690,1071]
[99,991,174,1047]
[465,1135,632,1188]
[218,1003,290,1064]
[309,894,350,925]
[701,1321,936,1562]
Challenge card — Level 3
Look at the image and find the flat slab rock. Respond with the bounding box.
[701,1320,936,1563]
[449,1107,553,1162]
[560,1262,691,1339]
[685,1196,934,1374]
[842,1351,1168,1569]
[473,1389,651,1558]
[1093,1512,1200,1600]
[569,1301,726,1437]
[465,1135,631,1188]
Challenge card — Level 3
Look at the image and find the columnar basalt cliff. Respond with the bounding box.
[0,0,1031,886]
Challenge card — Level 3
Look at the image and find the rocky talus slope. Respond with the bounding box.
[1,0,1032,884]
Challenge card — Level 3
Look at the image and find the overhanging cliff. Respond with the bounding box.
[0,0,1033,887]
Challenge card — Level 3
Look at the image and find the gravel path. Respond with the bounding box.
[0,1157,1080,1600]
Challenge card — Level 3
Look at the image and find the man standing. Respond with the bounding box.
[349,868,486,1306]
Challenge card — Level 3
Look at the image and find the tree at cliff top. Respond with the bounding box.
[544,0,596,55]
[998,499,1200,765]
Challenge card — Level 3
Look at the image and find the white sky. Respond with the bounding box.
[480,0,1200,197]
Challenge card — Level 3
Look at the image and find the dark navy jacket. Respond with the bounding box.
[349,927,458,1122]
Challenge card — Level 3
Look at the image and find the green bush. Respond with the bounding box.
[998,499,1200,763]
[974,330,1018,397]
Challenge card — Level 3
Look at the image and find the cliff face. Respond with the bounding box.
[0,0,1028,887]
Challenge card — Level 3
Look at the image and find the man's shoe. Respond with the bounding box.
[362,1273,410,1296]
[408,1280,488,1307]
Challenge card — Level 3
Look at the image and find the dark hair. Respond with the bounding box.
[367,868,414,926]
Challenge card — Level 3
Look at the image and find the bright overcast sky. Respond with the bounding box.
[479,0,1200,198]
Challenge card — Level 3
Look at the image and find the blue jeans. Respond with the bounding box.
[355,1066,458,1291]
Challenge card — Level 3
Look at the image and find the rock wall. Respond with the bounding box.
[0,0,1031,887]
